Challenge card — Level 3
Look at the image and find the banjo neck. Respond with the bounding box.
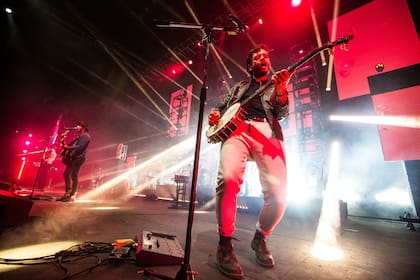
[240,34,354,107]
[206,35,354,144]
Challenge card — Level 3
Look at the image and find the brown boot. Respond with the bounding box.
[251,230,274,268]
[216,237,244,279]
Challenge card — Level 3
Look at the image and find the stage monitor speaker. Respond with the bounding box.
[0,190,33,228]
[136,230,184,267]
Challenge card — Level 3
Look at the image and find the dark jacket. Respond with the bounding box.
[66,132,90,160]
[213,80,289,140]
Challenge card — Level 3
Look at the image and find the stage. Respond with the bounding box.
[0,188,419,280]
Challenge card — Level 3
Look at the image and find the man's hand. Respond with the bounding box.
[271,69,290,105]
[61,130,70,137]
[208,110,221,126]
[272,69,290,94]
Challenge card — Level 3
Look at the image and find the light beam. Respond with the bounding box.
[311,141,344,261]
[330,115,420,128]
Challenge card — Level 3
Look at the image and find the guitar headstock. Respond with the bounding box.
[61,130,70,137]
[332,34,354,46]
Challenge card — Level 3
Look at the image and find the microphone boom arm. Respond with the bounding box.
[153,20,242,35]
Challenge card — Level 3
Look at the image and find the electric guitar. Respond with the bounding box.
[206,35,354,144]
[60,131,72,165]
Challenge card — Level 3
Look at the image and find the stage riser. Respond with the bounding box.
[0,190,33,229]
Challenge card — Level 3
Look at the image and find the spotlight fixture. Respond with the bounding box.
[375,63,384,72]
[291,0,302,7]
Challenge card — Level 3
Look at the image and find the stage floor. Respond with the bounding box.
[1,189,419,280]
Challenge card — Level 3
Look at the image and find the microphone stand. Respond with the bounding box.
[144,20,236,280]
[30,138,51,200]
[30,147,46,199]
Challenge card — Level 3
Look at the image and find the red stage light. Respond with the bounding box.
[17,158,26,180]
[24,140,31,146]
[188,60,193,65]
[291,0,302,7]
[258,18,263,25]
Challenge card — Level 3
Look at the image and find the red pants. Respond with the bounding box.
[215,120,288,237]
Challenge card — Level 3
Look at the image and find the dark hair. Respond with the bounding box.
[246,44,270,74]
[77,121,89,131]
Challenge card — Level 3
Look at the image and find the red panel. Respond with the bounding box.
[328,0,420,100]
[287,84,295,112]
[283,113,297,137]
[125,156,136,168]
[284,84,297,137]
[168,85,193,137]
[371,86,420,161]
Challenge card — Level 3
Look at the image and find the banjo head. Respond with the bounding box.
[206,103,245,143]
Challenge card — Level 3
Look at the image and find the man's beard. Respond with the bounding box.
[252,66,269,79]
[252,65,270,79]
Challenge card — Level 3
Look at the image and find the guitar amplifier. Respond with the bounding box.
[136,230,184,266]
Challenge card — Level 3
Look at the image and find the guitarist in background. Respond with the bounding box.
[207,44,291,279]
[58,121,90,202]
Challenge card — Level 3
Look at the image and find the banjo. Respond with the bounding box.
[206,35,354,144]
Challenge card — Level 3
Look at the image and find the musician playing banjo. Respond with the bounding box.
[58,121,90,202]
[207,44,291,279]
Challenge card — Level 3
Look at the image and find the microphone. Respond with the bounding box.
[228,14,248,34]
[64,127,77,130]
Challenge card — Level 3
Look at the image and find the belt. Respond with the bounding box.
[247,116,266,122]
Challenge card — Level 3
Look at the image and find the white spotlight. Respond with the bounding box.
[5,8,13,14]
[375,188,411,206]
[311,141,344,261]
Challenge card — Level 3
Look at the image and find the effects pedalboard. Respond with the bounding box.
[109,246,131,259]
[108,238,136,261]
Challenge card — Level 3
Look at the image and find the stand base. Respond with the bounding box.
[400,216,420,231]
[143,263,196,280]
[168,202,189,210]
[143,269,175,280]
[31,195,55,201]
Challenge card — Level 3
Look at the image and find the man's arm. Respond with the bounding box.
[269,69,290,106]
[208,81,245,126]
[67,134,90,152]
